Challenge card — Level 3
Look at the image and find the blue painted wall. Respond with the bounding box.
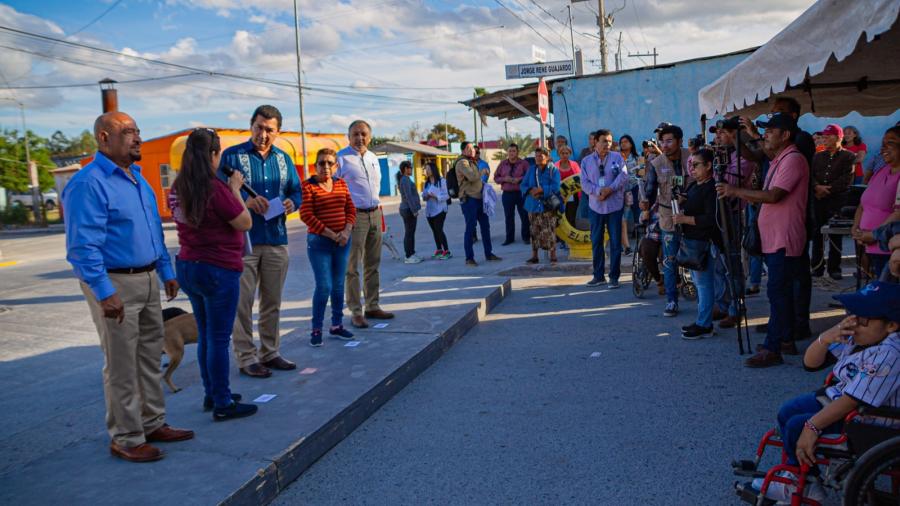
[552,52,899,168]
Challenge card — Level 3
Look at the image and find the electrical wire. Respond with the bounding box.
[69,0,124,37]
[493,0,568,57]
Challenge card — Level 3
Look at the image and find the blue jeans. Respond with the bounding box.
[462,196,493,261]
[307,234,351,331]
[778,393,842,466]
[661,230,682,303]
[501,190,529,243]
[176,259,241,409]
[692,249,716,328]
[763,249,805,353]
[746,205,763,286]
[589,208,623,281]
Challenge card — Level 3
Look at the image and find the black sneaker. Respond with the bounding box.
[486,254,502,261]
[663,302,679,317]
[310,330,323,347]
[681,324,714,340]
[329,326,355,341]
[213,401,258,421]
[203,393,242,412]
[586,276,606,287]
[828,271,843,280]
[466,259,478,266]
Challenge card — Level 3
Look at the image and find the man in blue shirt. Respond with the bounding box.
[220,105,302,378]
[63,112,193,463]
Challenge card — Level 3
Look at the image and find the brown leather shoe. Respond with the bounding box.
[110,442,164,463]
[718,315,740,329]
[351,315,369,328]
[364,309,394,320]
[744,349,784,368]
[239,362,272,378]
[146,424,194,443]
[262,356,296,370]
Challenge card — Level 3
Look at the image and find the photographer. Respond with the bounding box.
[810,124,855,279]
[717,113,810,368]
[642,124,692,317]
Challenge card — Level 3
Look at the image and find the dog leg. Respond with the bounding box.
[164,346,184,393]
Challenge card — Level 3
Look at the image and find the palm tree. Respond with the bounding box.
[491,133,536,160]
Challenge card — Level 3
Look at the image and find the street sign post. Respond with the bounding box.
[538,78,548,148]
[505,59,575,80]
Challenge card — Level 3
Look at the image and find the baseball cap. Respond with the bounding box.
[654,122,672,133]
[815,124,843,137]
[708,120,724,134]
[833,281,900,323]
[755,112,798,132]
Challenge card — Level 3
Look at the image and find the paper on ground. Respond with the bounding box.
[344,341,361,347]
[372,323,389,329]
[253,394,277,403]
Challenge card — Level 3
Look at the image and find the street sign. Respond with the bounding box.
[538,78,549,124]
[505,59,575,80]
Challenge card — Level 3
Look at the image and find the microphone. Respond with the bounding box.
[221,165,258,198]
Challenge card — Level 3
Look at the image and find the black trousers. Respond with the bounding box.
[426,211,449,251]
[810,195,843,274]
[399,208,418,258]
[501,190,530,242]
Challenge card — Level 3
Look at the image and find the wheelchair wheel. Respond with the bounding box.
[843,435,900,506]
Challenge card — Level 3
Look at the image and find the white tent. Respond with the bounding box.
[698,0,900,118]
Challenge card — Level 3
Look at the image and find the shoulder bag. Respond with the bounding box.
[535,165,562,212]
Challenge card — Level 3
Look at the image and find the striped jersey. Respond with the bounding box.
[300,177,356,235]
[827,332,900,427]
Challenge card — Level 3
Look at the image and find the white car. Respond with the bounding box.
[8,189,59,210]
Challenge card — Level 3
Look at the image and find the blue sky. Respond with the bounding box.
[0,0,815,142]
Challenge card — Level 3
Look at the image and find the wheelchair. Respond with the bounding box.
[631,223,697,301]
[732,376,900,505]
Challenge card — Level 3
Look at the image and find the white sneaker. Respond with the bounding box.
[404,255,423,264]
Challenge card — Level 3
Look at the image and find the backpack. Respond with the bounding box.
[445,162,460,201]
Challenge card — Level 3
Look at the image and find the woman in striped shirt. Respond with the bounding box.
[300,148,357,347]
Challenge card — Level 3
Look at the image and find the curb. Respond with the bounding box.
[220,279,512,506]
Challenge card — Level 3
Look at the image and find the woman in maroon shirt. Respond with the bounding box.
[169,128,256,421]
[300,148,357,347]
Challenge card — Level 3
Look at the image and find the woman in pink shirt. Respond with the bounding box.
[555,146,580,180]
[853,126,900,278]
[842,125,867,185]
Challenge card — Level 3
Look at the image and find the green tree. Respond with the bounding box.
[428,123,465,144]
[0,129,56,192]
[47,129,96,157]
[370,135,397,148]
[491,133,536,160]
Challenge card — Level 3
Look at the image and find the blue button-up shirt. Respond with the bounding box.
[218,140,302,247]
[581,150,627,214]
[520,164,561,213]
[62,151,175,301]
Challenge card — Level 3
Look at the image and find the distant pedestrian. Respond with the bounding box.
[300,148,357,347]
[456,141,502,266]
[63,111,193,462]
[336,119,395,328]
[578,131,597,161]
[221,105,302,378]
[421,162,450,259]
[555,145,580,180]
[522,147,561,264]
[842,125,867,185]
[582,129,628,289]
[397,160,423,264]
[494,143,531,245]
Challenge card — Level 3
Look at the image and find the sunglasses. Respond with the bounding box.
[316,160,336,167]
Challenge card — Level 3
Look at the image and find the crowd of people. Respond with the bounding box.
[60,99,900,467]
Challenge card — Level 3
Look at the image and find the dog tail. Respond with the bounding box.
[162,307,188,321]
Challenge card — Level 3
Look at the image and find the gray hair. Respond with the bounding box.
[348,119,372,133]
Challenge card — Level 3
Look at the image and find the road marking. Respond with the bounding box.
[0,260,19,268]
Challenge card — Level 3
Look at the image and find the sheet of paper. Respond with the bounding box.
[344,341,361,347]
[253,394,277,403]
[372,323,389,329]
[263,197,285,221]
[299,368,317,375]
[590,352,601,358]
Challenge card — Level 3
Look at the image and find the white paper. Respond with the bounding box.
[253,394,277,403]
[372,323,389,329]
[590,352,601,358]
[263,197,285,221]
[299,367,317,375]
[344,341,361,347]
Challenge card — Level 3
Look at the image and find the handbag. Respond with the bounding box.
[676,237,711,271]
[536,165,562,212]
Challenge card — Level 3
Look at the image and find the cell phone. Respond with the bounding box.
[673,175,684,188]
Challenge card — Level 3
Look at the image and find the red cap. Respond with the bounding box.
[815,124,843,137]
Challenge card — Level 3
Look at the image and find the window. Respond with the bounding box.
[160,163,172,189]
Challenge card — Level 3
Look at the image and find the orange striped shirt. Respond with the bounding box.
[300,177,357,235]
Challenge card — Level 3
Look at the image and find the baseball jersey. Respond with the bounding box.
[826,332,900,427]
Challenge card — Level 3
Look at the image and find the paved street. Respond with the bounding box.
[1,199,851,505]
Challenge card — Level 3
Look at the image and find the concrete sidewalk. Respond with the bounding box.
[0,273,510,505]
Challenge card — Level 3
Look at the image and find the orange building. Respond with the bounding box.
[81,128,348,219]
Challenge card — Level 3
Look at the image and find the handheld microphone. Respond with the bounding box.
[221,165,258,198]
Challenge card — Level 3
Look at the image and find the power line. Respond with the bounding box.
[493,0,568,57]
[69,0,124,37]
[0,73,202,89]
[629,0,652,53]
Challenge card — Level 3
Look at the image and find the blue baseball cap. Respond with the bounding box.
[833,281,900,322]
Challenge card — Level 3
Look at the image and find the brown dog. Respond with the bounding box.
[162,307,198,393]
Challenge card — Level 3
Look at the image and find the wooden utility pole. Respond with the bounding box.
[598,0,608,72]
[628,47,659,66]
[615,32,623,70]
[292,0,309,176]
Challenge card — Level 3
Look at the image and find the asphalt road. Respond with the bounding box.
[275,272,844,505]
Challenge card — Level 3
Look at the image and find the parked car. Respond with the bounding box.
[8,189,59,210]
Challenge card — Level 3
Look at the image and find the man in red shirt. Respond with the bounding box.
[718,113,810,368]
[493,143,531,245]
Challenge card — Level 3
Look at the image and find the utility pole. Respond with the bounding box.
[628,47,659,66]
[615,32,623,70]
[472,91,478,148]
[444,111,449,148]
[504,120,509,140]
[19,103,41,225]
[292,0,309,177]
[598,0,608,72]
[567,4,576,63]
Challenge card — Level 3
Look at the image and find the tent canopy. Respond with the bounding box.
[698,0,900,118]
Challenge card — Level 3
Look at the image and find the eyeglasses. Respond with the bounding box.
[316,160,336,167]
